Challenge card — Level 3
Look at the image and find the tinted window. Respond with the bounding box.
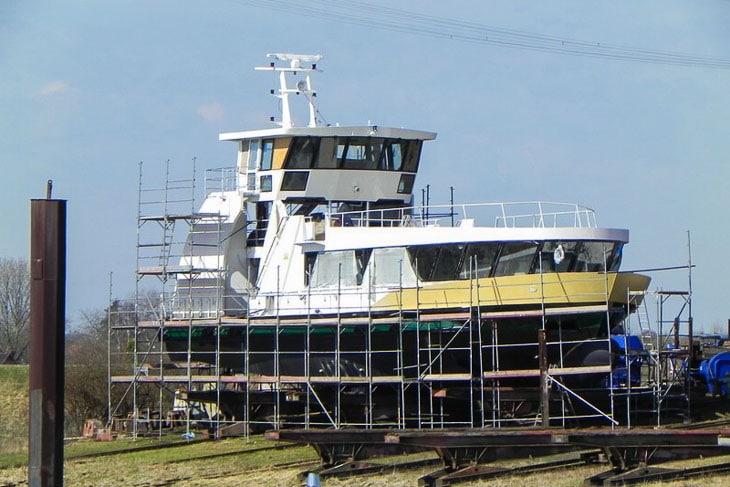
[410,246,439,281]
[285,137,318,168]
[402,140,421,172]
[382,141,404,170]
[281,171,309,191]
[494,242,538,276]
[460,244,499,279]
[340,137,383,169]
[432,245,465,280]
[315,137,338,168]
[397,174,415,194]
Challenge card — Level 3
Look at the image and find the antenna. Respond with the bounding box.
[255,53,323,129]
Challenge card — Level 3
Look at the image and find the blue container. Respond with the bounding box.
[700,351,730,396]
[306,472,321,487]
[610,335,644,388]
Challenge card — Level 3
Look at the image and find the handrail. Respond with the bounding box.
[331,201,597,229]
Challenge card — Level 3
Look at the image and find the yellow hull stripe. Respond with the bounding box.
[372,272,650,312]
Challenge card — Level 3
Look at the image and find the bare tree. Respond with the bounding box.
[0,258,30,363]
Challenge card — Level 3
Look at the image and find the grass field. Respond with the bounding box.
[0,365,28,456]
[3,433,730,486]
[5,363,730,486]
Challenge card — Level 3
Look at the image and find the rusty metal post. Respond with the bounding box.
[688,316,694,360]
[538,329,549,427]
[29,184,66,487]
[673,317,680,351]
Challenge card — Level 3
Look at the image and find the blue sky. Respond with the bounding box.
[1,1,729,332]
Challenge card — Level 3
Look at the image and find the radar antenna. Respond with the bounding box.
[255,53,323,129]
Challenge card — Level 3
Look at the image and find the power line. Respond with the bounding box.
[237,0,730,69]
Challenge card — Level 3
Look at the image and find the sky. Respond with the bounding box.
[1,1,729,332]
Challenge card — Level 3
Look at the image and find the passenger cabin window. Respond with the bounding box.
[409,241,620,282]
[493,242,539,276]
[460,244,499,279]
[309,250,357,287]
[410,243,499,281]
[538,241,617,273]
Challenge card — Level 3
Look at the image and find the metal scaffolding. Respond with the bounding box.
[108,165,697,437]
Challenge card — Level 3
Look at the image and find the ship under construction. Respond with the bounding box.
[109,54,701,436]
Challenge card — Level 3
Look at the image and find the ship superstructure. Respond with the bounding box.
[119,54,654,433]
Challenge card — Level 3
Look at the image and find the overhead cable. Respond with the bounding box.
[237,0,730,69]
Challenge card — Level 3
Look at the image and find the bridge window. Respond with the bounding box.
[402,140,421,172]
[382,141,403,170]
[284,136,423,172]
[397,174,415,194]
[281,171,309,191]
[339,137,383,169]
[315,137,338,168]
[285,137,319,168]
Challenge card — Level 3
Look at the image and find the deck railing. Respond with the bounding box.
[330,201,597,229]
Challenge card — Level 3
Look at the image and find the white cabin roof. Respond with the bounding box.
[220,125,437,142]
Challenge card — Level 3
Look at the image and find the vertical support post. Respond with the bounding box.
[688,316,694,361]
[538,329,549,428]
[29,188,67,487]
[687,315,694,420]
[673,317,680,351]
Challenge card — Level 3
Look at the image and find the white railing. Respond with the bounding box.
[331,201,597,230]
[205,167,239,193]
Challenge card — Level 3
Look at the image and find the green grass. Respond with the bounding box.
[0,435,318,486]
[6,432,730,486]
[0,365,28,456]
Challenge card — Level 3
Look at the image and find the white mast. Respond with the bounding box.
[255,53,323,129]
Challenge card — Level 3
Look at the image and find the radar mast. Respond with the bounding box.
[255,53,323,129]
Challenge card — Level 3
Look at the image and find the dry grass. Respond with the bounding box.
[0,365,28,456]
[4,362,730,486]
[5,436,730,486]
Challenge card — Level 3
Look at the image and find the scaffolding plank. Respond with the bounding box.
[480,304,608,320]
[138,214,195,222]
[421,373,472,381]
[483,365,611,380]
[550,365,612,376]
[137,265,196,276]
[110,374,406,384]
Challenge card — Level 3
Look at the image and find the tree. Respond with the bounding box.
[65,308,110,435]
[65,296,164,436]
[0,258,30,363]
